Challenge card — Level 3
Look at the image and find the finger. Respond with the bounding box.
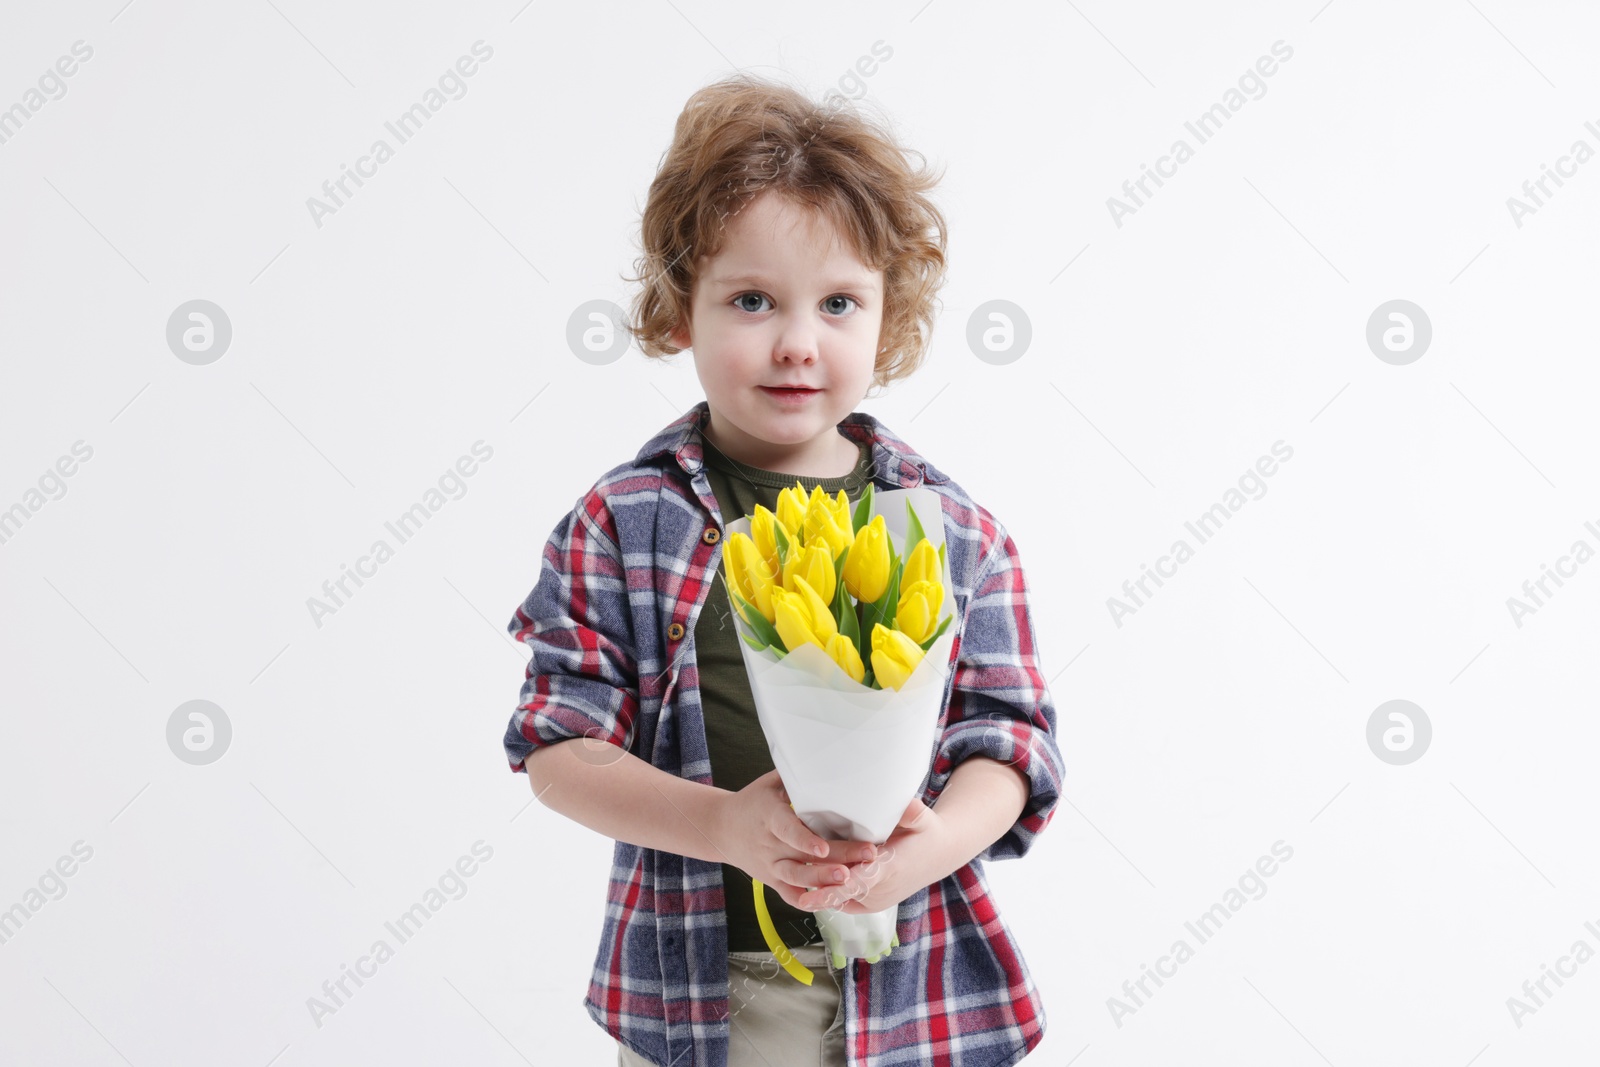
[766,879,799,909]
[771,880,816,911]
[816,838,878,864]
[780,858,851,888]
[813,863,882,911]
[774,814,829,858]
[798,883,852,911]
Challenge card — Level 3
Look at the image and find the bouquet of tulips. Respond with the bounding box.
[720,480,958,978]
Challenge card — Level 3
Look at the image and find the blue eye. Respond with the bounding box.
[732,293,860,315]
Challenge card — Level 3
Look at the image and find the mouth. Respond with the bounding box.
[759,386,821,396]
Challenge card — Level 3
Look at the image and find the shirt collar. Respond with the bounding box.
[633,400,944,488]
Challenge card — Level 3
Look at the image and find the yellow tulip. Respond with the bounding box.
[824,631,865,683]
[871,623,925,691]
[771,575,838,654]
[782,541,836,606]
[721,531,777,624]
[802,485,855,557]
[841,514,890,604]
[776,484,809,546]
[895,580,942,644]
[822,485,854,533]
[750,505,781,577]
[903,538,941,590]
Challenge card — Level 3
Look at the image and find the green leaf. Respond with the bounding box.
[773,521,792,571]
[905,500,927,557]
[730,586,783,651]
[851,483,874,535]
[851,598,868,667]
[838,583,861,648]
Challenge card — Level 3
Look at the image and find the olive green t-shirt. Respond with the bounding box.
[696,430,875,952]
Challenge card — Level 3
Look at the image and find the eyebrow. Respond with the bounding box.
[707,272,879,292]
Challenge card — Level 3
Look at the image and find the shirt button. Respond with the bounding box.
[667,622,685,641]
[702,526,721,544]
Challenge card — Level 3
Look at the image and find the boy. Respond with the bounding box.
[503,73,1064,1067]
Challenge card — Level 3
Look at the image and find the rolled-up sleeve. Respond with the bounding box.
[503,491,640,773]
[923,523,1064,862]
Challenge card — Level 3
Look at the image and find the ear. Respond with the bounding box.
[669,320,691,350]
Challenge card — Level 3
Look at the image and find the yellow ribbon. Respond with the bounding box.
[751,879,814,985]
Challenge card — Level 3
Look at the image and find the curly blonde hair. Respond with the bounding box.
[623,73,948,395]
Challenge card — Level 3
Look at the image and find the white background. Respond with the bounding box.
[3,1,1598,1064]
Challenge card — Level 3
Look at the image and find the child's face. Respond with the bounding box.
[669,190,883,475]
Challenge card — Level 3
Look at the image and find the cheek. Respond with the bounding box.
[697,349,756,390]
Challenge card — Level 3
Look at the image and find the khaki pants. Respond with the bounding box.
[617,944,846,1067]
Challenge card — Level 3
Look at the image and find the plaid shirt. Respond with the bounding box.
[503,400,1064,1067]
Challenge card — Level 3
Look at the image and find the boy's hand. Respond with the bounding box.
[715,769,879,912]
[795,796,945,914]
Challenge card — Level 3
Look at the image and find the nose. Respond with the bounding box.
[771,317,819,366]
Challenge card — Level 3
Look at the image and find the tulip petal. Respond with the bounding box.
[789,575,838,645]
[772,587,822,654]
[904,538,940,591]
[824,631,865,683]
[870,623,925,691]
